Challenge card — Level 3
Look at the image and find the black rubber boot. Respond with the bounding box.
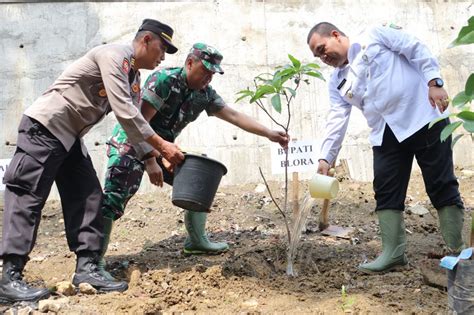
[72,251,128,292]
[0,255,50,304]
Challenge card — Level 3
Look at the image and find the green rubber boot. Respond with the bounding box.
[183,211,229,255]
[98,217,115,281]
[359,209,408,274]
[438,205,465,254]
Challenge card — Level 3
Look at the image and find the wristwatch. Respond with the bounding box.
[428,78,444,88]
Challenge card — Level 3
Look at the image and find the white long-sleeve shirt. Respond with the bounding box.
[321,25,444,164]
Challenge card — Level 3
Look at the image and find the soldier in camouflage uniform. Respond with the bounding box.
[99,43,289,278]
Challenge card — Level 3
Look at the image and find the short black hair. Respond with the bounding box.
[306,22,346,44]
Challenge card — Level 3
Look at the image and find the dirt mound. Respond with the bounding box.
[0,171,472,314]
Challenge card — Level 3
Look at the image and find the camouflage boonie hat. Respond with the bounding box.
[190,43,224,74]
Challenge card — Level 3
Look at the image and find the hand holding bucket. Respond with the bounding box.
[309,170,339,199]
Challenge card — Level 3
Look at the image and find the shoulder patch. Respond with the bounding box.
[389,23,402,30]
[382,22,402,30]
[132,83,140,93]
[122,58,130,74]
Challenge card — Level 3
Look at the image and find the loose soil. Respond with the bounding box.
[1,169,473,314]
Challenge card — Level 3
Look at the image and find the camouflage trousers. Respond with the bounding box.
[102,145,145,220]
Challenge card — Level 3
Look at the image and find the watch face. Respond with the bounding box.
[435,78,444,87]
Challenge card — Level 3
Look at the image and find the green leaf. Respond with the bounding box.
[463,120,474,133]
[274,68,297,82]
[440,121,463,142]
[285,87,296,97]
[256,72,273,78]
[235,89,254,103]
[235,94,251,103]
[304,71,325,81]
[451,134,464,148]
[457,110,474,121]
[288,54,301,69]
[429,116,446,128]
[449,16,474,48]
[250,85,275,103]
[255,73,273,84]
[271,76,283,90]
[465,73,474,96]
[271,94,282,113]
[236,89,253,96]
[452,91,472,108]
[304,63,321,69]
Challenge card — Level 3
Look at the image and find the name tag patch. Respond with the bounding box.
[122,58,130,74]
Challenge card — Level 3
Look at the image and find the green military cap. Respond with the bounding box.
[190,43,224,74]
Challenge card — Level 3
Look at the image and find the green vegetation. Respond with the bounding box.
[236,55,324,270]
[340,285,356,311]
[430,16,474,145]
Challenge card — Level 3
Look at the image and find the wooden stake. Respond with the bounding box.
[319,199,330,231]
[318,167,335,231]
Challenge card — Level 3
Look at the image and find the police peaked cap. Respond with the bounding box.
[138,19,178,54]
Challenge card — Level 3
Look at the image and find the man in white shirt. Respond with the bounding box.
[307,22,464,274]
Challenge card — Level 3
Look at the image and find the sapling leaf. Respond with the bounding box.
[255,73,273,84]
[441,121,463,142]
[272,77,283,90]
[429,113,458,129]
[235,94,252,103]
[285,87,296,97]
[449,16,474,48]
[457,110,474,121]
[465,73,474,96]
[288,54,301,69]
[236,89,253,96]
[235,89,254,103]
[275,68,297,83]
[250,85,275,102]
[452,91,472,108]
[429,116,445,128]
[271,94,282,113]
[305,71,325,80]
[304,63,321,69]
[463,120,474,133]
[451,134,464,148]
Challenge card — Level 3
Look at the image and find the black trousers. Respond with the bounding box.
[1,115,104,258]
[373,119,463,211]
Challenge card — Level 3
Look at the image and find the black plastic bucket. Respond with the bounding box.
[172,154,227,212]
[447,259,474,314]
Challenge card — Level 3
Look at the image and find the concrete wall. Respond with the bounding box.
[0,0,473,199]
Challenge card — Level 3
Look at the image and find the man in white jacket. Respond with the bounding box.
[307,22,464,274]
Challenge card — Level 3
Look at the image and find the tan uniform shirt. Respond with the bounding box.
[24,43,155,154]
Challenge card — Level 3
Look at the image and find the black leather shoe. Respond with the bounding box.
[0,255,50,304]
[72,252,128,292]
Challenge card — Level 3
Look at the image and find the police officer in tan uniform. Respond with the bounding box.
[0,19,183,303]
